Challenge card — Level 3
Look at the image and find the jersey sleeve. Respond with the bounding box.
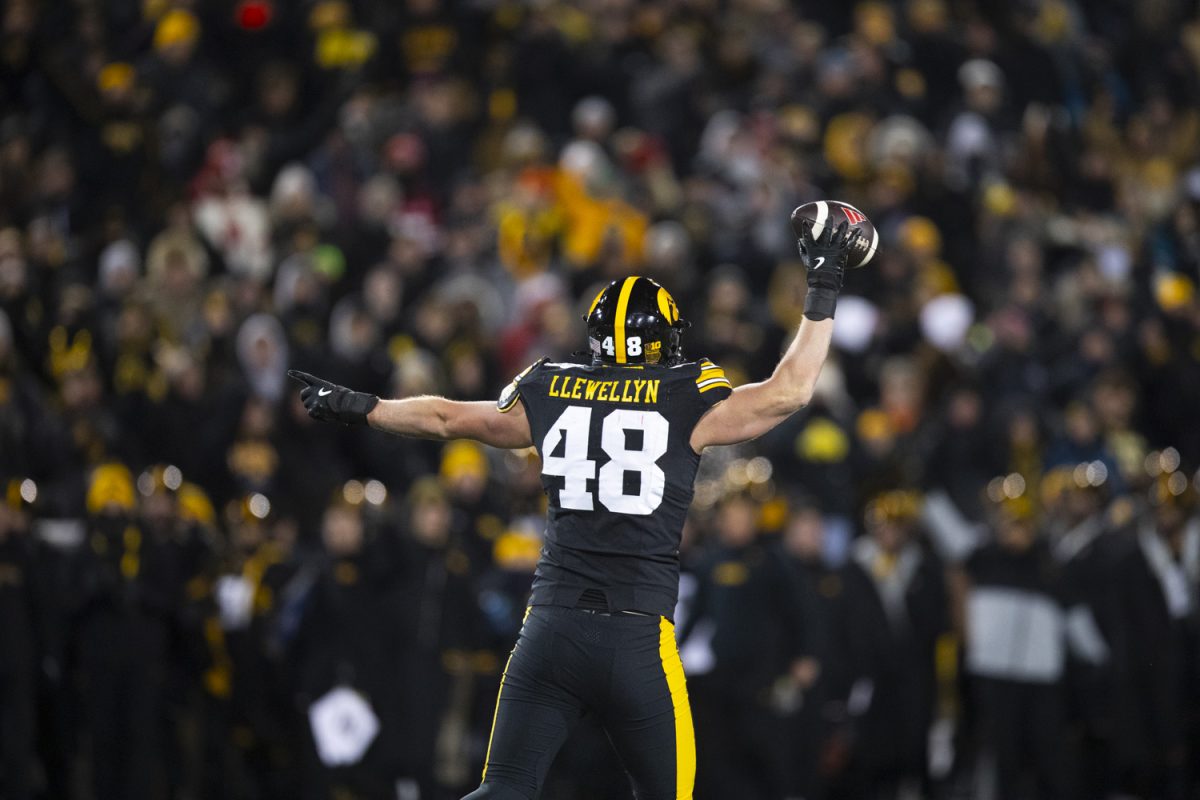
[693,357,733,408]
[497,358,548,413]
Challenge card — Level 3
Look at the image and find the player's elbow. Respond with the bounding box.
[420,398,458,439]
[764,377,815,417]
[754,394,808,428]
[437,408,464,440]
[777,394,812,419]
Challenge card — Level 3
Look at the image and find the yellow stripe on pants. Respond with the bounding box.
[482,606,532,781]
[659,617,696,799]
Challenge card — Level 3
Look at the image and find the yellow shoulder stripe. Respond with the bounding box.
[698,378,732,393]
[697,360,726,385]
[696,358,729,392]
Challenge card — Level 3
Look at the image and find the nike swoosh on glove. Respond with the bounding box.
[797,219,861,321]
[288,370,379,426]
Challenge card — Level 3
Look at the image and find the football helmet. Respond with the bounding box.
[585,276,688,366]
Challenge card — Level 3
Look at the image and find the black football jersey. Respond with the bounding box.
[498,357,733,616]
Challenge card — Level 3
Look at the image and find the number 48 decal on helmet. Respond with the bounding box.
[601,336,642,357]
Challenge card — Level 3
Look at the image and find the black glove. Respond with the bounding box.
[288,370,379,426]
[797,219,861,321]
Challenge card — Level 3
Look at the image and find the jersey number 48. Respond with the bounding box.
[541,405,668,515]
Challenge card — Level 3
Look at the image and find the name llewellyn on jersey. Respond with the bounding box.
[545,375,661,405]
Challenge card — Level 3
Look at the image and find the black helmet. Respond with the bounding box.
[584,276,688,366]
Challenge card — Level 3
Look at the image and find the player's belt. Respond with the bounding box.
[572,587,654,616]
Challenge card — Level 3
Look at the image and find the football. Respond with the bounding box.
[790,200,879,268]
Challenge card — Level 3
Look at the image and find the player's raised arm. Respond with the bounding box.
[690,218,859,451]
[288,370,534,449]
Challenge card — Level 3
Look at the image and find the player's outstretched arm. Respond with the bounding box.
[288,371,534,449]
[690,220,857,451]
[369,396,533,448]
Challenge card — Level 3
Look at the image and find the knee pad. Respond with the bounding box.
[460,782,533,800]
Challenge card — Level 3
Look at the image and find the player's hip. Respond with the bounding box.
[521,603,665,650]
[528,575,679,618]
[506,605,683,709]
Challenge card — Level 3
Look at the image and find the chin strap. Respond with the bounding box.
[572,349,599,365]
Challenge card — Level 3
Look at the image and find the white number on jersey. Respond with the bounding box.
[540,405,595,510]
[598,408,668,513]
[541,405,670,515]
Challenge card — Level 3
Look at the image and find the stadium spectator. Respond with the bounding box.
[1042,463,1122,799]
[838,491,947,800]
[956,486,1075,800]
[1111,461,1200,799]
[0,477,36,800]
[74,463,177,800]
[680,490,807,800]
[780,498,844,800]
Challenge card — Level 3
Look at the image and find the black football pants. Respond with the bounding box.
[462,605,695,800]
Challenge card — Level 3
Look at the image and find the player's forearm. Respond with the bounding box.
[367,396,534,448]
[367,395,459,439]
[760,317,834,416]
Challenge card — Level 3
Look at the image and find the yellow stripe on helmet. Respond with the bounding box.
[657,286,679,324]
[587,286,607,318]
[614,276,639,364]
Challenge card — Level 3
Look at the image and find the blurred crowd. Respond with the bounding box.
[3,0,1200,799]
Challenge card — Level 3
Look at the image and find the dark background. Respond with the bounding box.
[2,0,1200,798]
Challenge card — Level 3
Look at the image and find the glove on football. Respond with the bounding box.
[797,219,860,321]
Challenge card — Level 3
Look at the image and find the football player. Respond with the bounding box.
[290,219,860,800]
